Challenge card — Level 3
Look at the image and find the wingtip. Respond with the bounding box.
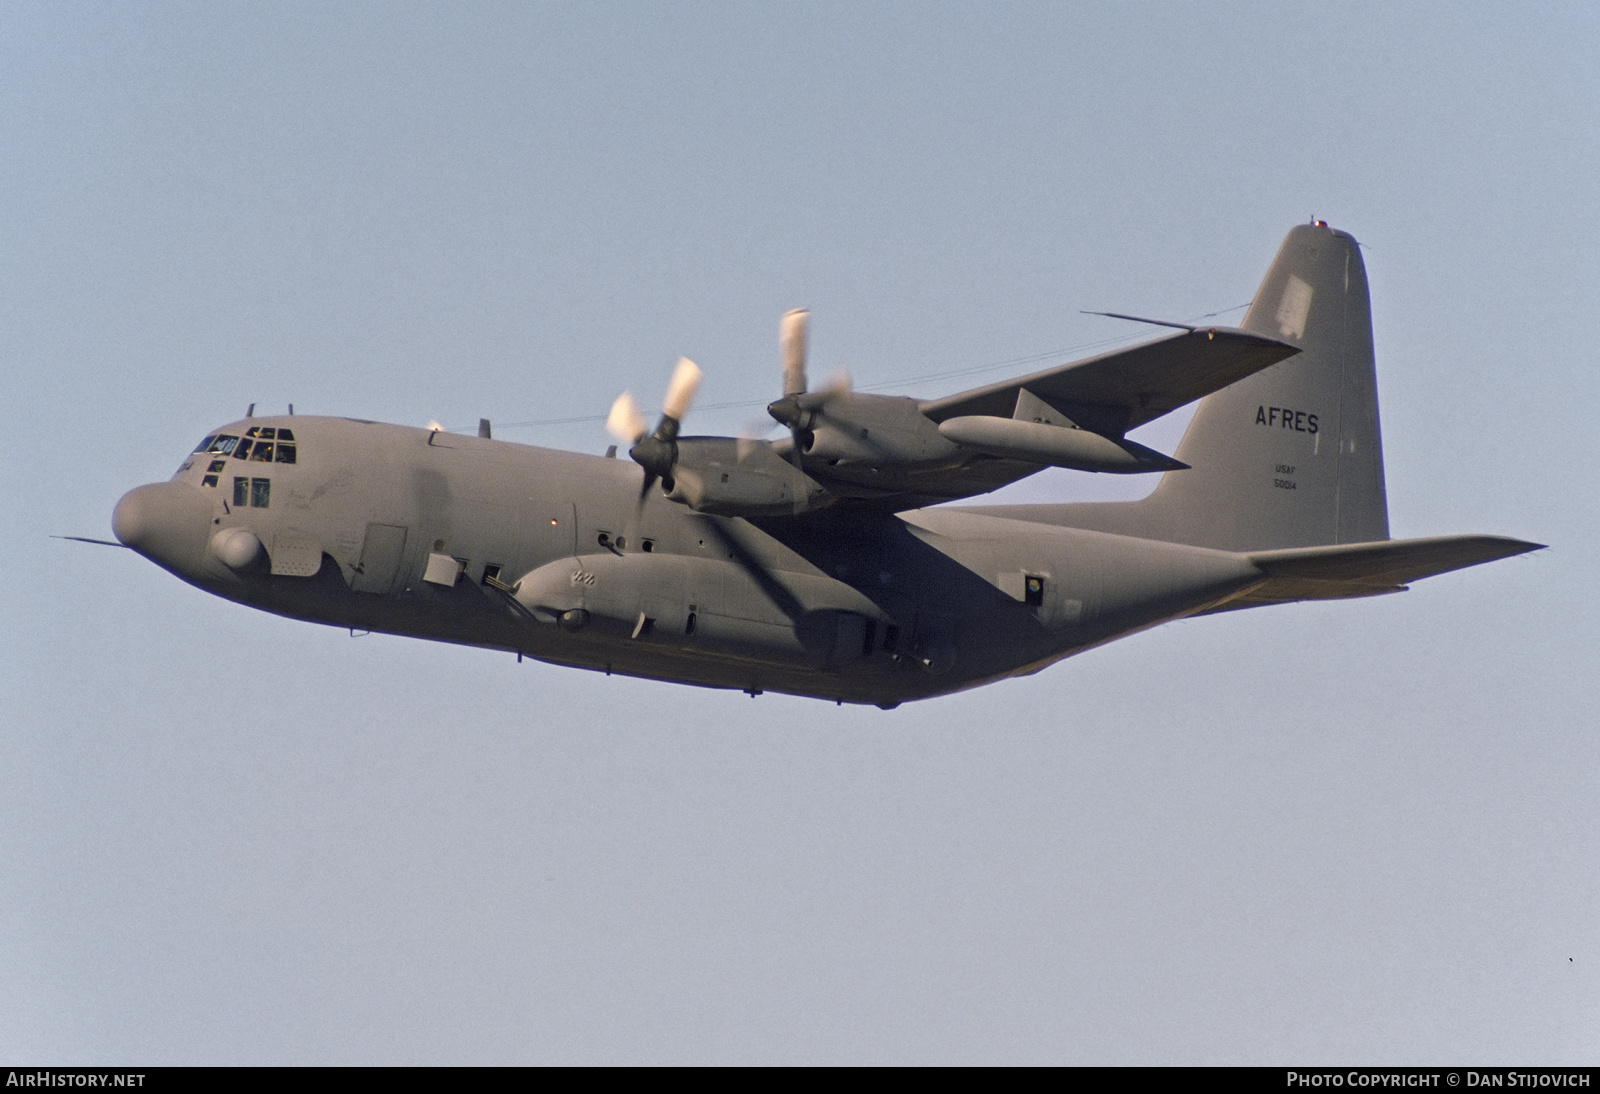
[1472,534,1547,557]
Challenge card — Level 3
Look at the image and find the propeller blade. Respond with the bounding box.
[736,421,776,463]
[815,369,851,399]
[622,357,702,492]
[781,308,808,397]
[619,468,656,541]
[661,357,702,424]
[606,391,648,444]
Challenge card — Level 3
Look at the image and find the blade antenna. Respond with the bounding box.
[1080,310,1198,332]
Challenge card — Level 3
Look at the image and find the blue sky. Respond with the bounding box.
[4,2,1596,1063]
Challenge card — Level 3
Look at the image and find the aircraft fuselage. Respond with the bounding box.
[114,414,1262,706]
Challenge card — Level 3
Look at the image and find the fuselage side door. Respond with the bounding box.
[351,522,408,594]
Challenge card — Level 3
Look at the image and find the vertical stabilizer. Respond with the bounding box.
[1037,223,1389,551]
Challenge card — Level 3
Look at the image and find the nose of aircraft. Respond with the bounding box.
[113,481,214,576]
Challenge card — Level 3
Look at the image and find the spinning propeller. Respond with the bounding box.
[606,356,703,501]
[766,308,849,468]
[605,310,844,514]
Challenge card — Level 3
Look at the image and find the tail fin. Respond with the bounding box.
[1036,223,1389,551]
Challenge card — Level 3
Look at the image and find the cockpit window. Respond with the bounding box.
[194,432,290,487]
[197,430,294,471]
[231,436,298,462]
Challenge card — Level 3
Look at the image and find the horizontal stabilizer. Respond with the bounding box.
[1198,535,1544,613]
[920,326,1298,437]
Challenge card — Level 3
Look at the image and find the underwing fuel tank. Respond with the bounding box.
[936,415,1186,473]
[511,552,890,671]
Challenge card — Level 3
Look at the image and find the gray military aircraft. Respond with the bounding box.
[110,223,1539,707]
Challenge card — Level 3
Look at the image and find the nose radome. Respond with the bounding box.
[113,482,214,575]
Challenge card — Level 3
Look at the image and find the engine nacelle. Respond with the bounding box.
[664,438,826,515]
[802,393,962,466]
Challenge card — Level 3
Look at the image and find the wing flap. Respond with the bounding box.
[919,326,1299,434]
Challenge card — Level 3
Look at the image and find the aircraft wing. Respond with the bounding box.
[1194,535,1544,613]
[918,326,1298,436]
[659,325,1302,519]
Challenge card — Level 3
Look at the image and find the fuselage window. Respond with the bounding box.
[232,439,253,460]
[275,444,296,463]
[249,442,274,462]
[1024,575,1045,606]
[206,435,240,456]
[232,477,271,508]
[193,435,217,453]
